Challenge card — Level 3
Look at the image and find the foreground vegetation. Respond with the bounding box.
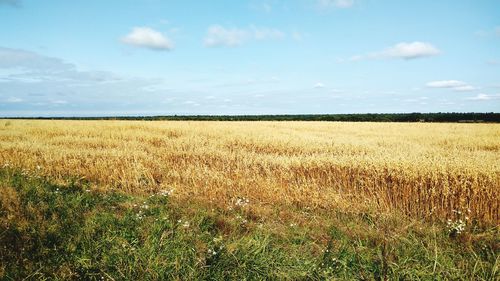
[1,169,498,280]
[0,120,498,279]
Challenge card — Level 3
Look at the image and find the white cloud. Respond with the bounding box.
[348,42,440,61]
[453,85,477,92]
[204,25,285,47]
[403,96,429,103]
[381,42,440,59]
[183,100,200,106]
[426,80,466,88]
[0,46,176,116]
[314,82,325,88]
[466,94,500,101]
[426,80,477,92]
[51,100,68,104]
[318,0,354,8]
[121,27,173,50]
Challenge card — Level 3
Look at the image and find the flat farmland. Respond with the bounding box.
[0,120,499,279]
[1,120,498,223]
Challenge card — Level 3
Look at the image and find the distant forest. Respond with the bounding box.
[4,113,500,122]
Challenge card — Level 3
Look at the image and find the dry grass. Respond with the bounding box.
[0,120,498,224]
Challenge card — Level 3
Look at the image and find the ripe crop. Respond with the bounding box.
[1,120,498,224]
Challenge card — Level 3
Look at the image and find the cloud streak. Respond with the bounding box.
[6,97,23,103]
[0,46,73,71]
[318,0,354,9]
[204,25,285,47]
[465,94,499,101]
[348,42,440,61]
[426,80,477,92]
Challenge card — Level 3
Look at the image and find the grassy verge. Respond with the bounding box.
[0,169,498,280]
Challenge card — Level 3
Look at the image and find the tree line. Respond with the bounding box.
[3,112,500,122]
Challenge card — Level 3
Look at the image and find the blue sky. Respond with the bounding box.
[0,0,499,116]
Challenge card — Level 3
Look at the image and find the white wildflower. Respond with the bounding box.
[158,189,174,197]
[235,197,250,207]
[447,218,466,235]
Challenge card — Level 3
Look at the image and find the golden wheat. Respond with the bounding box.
[0,120,498,224]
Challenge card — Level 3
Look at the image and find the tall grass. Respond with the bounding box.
[1,168,498,280]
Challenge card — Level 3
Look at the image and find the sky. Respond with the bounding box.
[0,0,499,116]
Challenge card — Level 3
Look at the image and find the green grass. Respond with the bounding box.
[0,168,498,280]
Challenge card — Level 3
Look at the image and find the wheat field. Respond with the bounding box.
[1,120,499,224]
